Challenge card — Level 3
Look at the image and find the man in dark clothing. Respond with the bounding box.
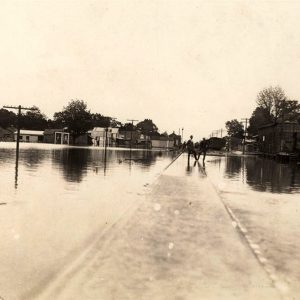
[197,138,209,161]
[186,135,198,162]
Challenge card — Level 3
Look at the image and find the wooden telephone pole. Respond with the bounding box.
[127,119,138,150]
[3,105,37,156]
[241,118,249,155]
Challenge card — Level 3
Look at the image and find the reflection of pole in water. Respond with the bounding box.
[242,156,245,184]
[104,144,107,176]
[15,154,19,189]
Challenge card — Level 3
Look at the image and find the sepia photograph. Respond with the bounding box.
[1,0,300,299]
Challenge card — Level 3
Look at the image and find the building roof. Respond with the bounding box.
[16,130,44,136]
[44,129,65,135]
[0,127,11,134]
[258,121,299,130]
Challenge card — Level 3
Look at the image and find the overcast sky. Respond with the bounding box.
[1,0,300,139]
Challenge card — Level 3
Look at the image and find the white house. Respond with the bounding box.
[14,130,44,143]
[90,127,119,147]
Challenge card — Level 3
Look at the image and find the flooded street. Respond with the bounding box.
[0,143,175,299]
[1,144,300,299]
[204,156,300,297]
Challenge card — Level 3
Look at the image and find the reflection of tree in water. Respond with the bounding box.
[246,157,300,193]
[115,150,163,167]
[52,148,90,183]
[21,149,47,169]
[224,156,242,179]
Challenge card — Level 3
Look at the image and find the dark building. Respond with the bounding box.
[117,130,140,147]
[44,129,70,145]
[169,132,181,148]
[0,126,15,141]
[258,122,300,154]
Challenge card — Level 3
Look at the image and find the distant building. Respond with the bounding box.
[258,122,300,154]
[117,130,140,147]
[71,133,92,146]
[14,130,44,143]
[44,129,70,145]
[168,132,181,148]
[90,127,119,147]
[137,133,151,148]
[0,126,15,141]
[151,135,174,149]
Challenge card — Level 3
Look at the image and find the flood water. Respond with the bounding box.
[1,143,300,299]
[206,155,300,194]
[0,142,176,300]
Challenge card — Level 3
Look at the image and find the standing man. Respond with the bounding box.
[186,135,198,162]
[198,138,209,161]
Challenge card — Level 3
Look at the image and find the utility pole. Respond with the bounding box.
[181,128,184,142]
[241,118,249,155]
[127,119,138,153]
[3,105,38,188]
[3,105,37,156]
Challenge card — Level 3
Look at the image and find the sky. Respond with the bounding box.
[1,0,300,140]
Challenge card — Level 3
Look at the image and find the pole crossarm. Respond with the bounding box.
[3,105,38,111]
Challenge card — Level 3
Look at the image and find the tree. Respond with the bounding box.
[136,119,158,136]
[20,106,48,130]
[248,107,271,136]
[225,119,244,138]
[0,109,17,128]
[120,122,136,131]
[256,86,300,123]
[91,113,111,128]
[53,100,92,140]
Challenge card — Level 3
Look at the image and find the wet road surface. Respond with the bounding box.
[35,154,282,300]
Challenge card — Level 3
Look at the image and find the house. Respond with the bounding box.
[0,126,15,141]
[151,134,174,149]
[14,130,44,143]
[90,127,119,147]
[137,133,151,148]
[44,129,70,145]
[168,132,181,148]
[117,130,140,147]
[258,122,300,154]
[71,133,92,146]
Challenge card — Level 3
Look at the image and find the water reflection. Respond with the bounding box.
[208,155,300,194]
[50,148,167,183]
[225,156,242,180]
[246,158,300,193]
[52,148,91,183]
[14,148,47,189]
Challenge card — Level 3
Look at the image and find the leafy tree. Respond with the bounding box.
[53,100,92,140]
[256,86,300,123]
[20,106,48,130]
[225,119,244,138]
[136,119,158,136]
[0,109,17,128]
[248,107,271,135]
[91,113,111,128]
[119,122,136,131]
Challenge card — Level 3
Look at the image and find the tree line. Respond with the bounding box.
[0,100,160,140]
[225,86,300,138]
